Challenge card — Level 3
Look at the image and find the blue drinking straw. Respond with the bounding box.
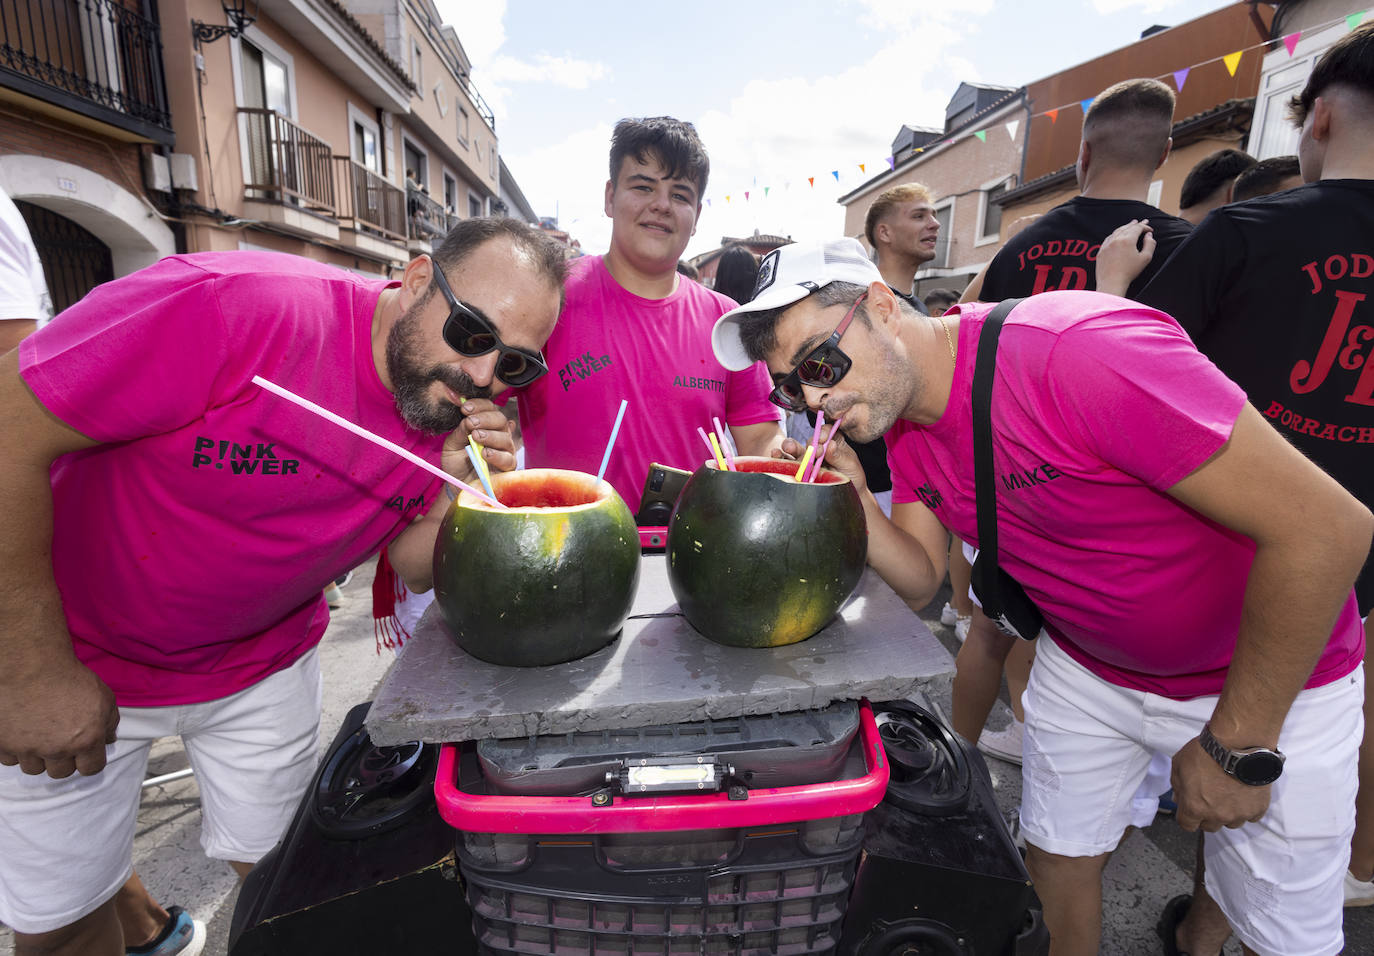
[465,444,498,501]
[596,399,629,484]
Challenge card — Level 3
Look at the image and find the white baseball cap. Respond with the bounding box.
[711,237,883,371]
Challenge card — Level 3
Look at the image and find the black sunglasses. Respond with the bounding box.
[769,292,867,412]
[430,263,549,388]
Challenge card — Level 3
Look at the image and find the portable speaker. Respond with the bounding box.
[228,701,474,956]
[839,700,1047,955]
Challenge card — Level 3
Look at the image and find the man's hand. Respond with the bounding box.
[440,399,518,482]
[1094,219,1156,297]
[773,424,866,493]
[1170,736,1272,832]
[0,657,118,778]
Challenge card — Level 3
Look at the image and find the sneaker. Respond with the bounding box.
[127,906,205,956]
[335,570,354,588]
[940,601,960,625]
[1156,788,1177,817]
[977,718,1024,766]
[324,583,345,609]
[1345,869,1374,907]
[954,615,972,643]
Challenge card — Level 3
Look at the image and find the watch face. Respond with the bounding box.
[1234,751,1285,786]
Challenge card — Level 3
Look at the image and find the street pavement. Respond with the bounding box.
[2,567,1371,954]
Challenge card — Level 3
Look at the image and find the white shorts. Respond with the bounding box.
[1020,636,1362,956]
[0,648,322,934]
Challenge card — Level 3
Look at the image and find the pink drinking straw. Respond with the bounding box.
[807,414,845,483]
[696,426,717,461]
[251,375,504,509]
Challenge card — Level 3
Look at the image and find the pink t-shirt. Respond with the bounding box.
[888,292,1364,699]
[515,256,779,513]
[20,252,443,706]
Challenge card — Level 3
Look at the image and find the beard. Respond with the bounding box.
[385,299,491,435]
[833,344,918,443]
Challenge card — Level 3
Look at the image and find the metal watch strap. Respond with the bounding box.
[1199,722,1285,785]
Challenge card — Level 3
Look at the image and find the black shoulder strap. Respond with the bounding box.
[971,298,1025,585]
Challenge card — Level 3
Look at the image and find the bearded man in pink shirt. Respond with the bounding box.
[0,217,565,956]
[713,238,1371,956]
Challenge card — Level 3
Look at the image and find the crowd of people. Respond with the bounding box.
[0,21,1371,956]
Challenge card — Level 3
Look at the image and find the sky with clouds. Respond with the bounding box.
[435,0,1239,259]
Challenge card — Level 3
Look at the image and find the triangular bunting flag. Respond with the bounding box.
[1223,51,1242,76]
[744,191,750,201]
[1080,98,1094,115]
[808,177,814,188]
[1047,108,1059,124]
[764,186,770,197]
[886,156,895,170]
[859,163,865,174]
[725,195,731,203]
[1173,67,1190,91]
[831,170,839,182]
[915,147,924,153]
[1347,12,1365,29]
[705,199,711,207]
[1006,120,1019,141]
[973,130,987,142]
[1283,31,1301,56]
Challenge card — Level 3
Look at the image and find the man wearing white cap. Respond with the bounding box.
[711,237,1371,956]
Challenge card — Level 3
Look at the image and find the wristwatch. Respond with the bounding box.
[1199,723,1285,786]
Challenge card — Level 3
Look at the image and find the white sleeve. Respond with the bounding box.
[0,190,51,323]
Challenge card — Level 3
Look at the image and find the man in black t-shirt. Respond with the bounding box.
[978,77,1192,303]
[1117,23,1374,954]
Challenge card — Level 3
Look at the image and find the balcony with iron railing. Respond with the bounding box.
[0,0,172,143]
[240,108,336,214]
[334,156,406,245]
[406,184,447,246]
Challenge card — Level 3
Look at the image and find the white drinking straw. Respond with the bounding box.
[596,399,629,484]
[251,375,504,508]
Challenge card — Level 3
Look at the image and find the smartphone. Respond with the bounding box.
[635,462,693,528]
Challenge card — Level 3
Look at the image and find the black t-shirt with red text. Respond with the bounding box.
[980,196,1193,301]
[1139,180,1374,613]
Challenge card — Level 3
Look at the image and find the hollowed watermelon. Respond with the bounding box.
[433,468,640,666]
[666,457,867,648]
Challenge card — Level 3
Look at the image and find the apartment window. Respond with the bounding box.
[238,37,293,203]
[469,193,483,218]
[354,122,378,172]
[403,140,426,187]
[443,173,458,214]
[930,202,953,268]
[978,182,1008,243]
[457,105,469,146]
[410,39,422,89]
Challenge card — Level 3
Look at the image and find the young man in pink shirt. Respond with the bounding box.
[712,238,1371,955]
[0,218,566,956]
[514,116,781,514]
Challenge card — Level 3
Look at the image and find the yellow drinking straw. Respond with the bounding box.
[708,431,728,471]
[793,445,814,482]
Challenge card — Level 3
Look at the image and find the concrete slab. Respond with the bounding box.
[366,556,954,744]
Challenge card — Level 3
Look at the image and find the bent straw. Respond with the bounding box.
[793,444,814,482]
[251,375,504,509]
[465,445,497,501]
[807,414,845,483]
[596,399,629,484]
[708,431,729,471]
